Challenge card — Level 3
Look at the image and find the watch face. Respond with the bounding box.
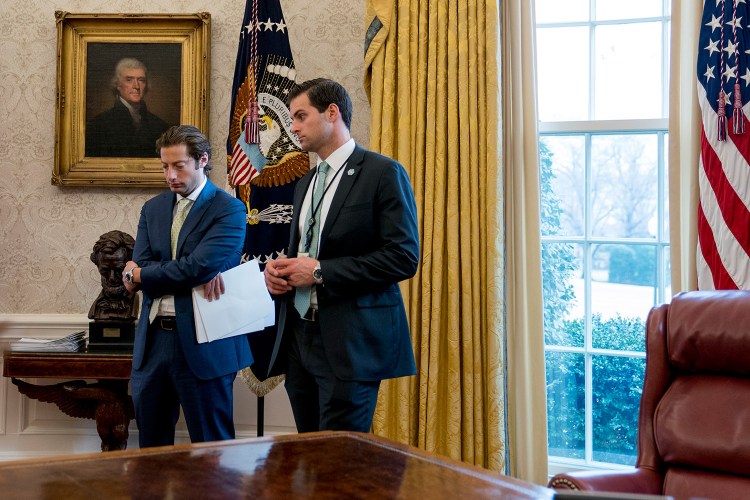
[313,268,322,280]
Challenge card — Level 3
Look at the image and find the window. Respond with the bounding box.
[535,0,671,473]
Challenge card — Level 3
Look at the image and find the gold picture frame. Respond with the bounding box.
[52,11,210,187]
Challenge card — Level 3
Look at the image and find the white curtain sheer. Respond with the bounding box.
[501,0,549,485]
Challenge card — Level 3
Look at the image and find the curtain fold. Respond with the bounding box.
[668,0,702,293]
[500,0,548,485]
[364,0,505,472]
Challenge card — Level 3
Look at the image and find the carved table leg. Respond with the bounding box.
[12,378,134,452]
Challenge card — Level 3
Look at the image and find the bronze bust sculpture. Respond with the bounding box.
[89,230,139,321]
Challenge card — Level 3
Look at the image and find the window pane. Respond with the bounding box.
[543,242,583,347]
[591,243,655,349]
[591,135,658,238]
[594,23,663,120]
[541,136,585,237]
[595,0,662,21]
[592,355,645,465]
[536,0,590,24]
[537,27,589,121]
[546,351,585,460]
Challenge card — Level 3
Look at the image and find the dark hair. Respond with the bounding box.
[155,125,212,172]
[288,78,353,130]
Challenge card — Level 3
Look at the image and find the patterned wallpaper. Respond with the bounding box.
[0,0,368,314]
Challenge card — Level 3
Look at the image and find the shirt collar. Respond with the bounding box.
[318,138,355,172]
[177,176,207,204]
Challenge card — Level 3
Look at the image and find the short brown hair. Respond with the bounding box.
[155,125,212,172]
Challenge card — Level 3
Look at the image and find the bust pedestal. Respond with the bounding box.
[88,321,135,351]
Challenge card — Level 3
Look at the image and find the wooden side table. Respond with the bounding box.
[3,350,133,451]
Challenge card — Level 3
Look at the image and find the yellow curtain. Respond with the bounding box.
[364,0,505,472]
[668,0,702,293]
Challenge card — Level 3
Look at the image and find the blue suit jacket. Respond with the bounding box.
[273,145,419,381]
[132,179,253,380]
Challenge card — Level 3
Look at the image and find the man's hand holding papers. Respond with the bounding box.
[192,260,275,343]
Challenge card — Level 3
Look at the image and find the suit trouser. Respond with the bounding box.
[284,311,380,433]
[131,321,237,448]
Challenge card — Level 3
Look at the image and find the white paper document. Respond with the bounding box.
[192,260,275,344]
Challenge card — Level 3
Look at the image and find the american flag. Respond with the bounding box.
[226,0,309,383]
[226,0,308,191]
[697,0,750,289]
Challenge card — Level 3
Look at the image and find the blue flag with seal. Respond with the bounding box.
[227,0,308,389]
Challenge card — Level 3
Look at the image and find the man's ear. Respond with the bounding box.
[198,152,209,169]
[327,103,340,122]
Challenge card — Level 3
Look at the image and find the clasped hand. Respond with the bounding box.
[264,256,317,295]
[120,261,226,302]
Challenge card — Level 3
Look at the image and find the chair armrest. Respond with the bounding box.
[548,468,662,494]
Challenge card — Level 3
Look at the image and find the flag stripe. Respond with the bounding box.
[697,201,738,289]
[699,126,750,255]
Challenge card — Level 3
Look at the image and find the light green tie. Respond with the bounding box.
[294,162,330,317]
[150,198,193,324]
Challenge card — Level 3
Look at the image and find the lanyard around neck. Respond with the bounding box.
[303,161,346,252]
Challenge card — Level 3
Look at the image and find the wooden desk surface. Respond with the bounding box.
[3,350,132,379]
[0,431,553,499]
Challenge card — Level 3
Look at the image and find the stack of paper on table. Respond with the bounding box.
[192,259,275,344]
[10,330,87,352]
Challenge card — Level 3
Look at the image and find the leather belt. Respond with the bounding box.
[300,308,319,322]
[154,316,177,331]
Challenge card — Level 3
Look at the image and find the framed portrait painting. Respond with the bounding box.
[52,12,210,187]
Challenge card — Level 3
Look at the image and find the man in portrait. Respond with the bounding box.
[89,230,139,322]
[85,57,170,158]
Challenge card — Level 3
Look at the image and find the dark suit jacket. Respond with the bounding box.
[85,99,169,158]
[273,144,419,381]
[132,179,253,380]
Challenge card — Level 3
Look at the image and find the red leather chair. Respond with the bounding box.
[548,290,750,500]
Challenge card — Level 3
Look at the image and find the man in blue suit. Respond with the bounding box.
[122,125,252,447]
[264,79,420,432]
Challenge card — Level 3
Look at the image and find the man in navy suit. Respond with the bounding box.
[264,79,420,432]
[122,125,252,447]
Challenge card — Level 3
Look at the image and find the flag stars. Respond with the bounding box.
[262,18,275,31]
[706,64,716,81]
[724,40,738,58]
[742,68,750,87]
[706,38,720,56]
[276,19,287,33]
[724,64,738,82]
[729,16,743,30]
[706,14,722,32]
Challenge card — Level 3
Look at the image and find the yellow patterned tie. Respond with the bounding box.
[171,198,193,259]
[150,198,193,324]
[294,162,330,317]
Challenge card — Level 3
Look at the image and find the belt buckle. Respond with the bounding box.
[159,317,176,330]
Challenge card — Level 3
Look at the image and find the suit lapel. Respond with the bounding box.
[175,180,216,257]
[156,191,176,260]
[319,146,365,254]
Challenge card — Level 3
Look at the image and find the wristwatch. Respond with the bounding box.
[124,267,136,285]
[312,262,323,285]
